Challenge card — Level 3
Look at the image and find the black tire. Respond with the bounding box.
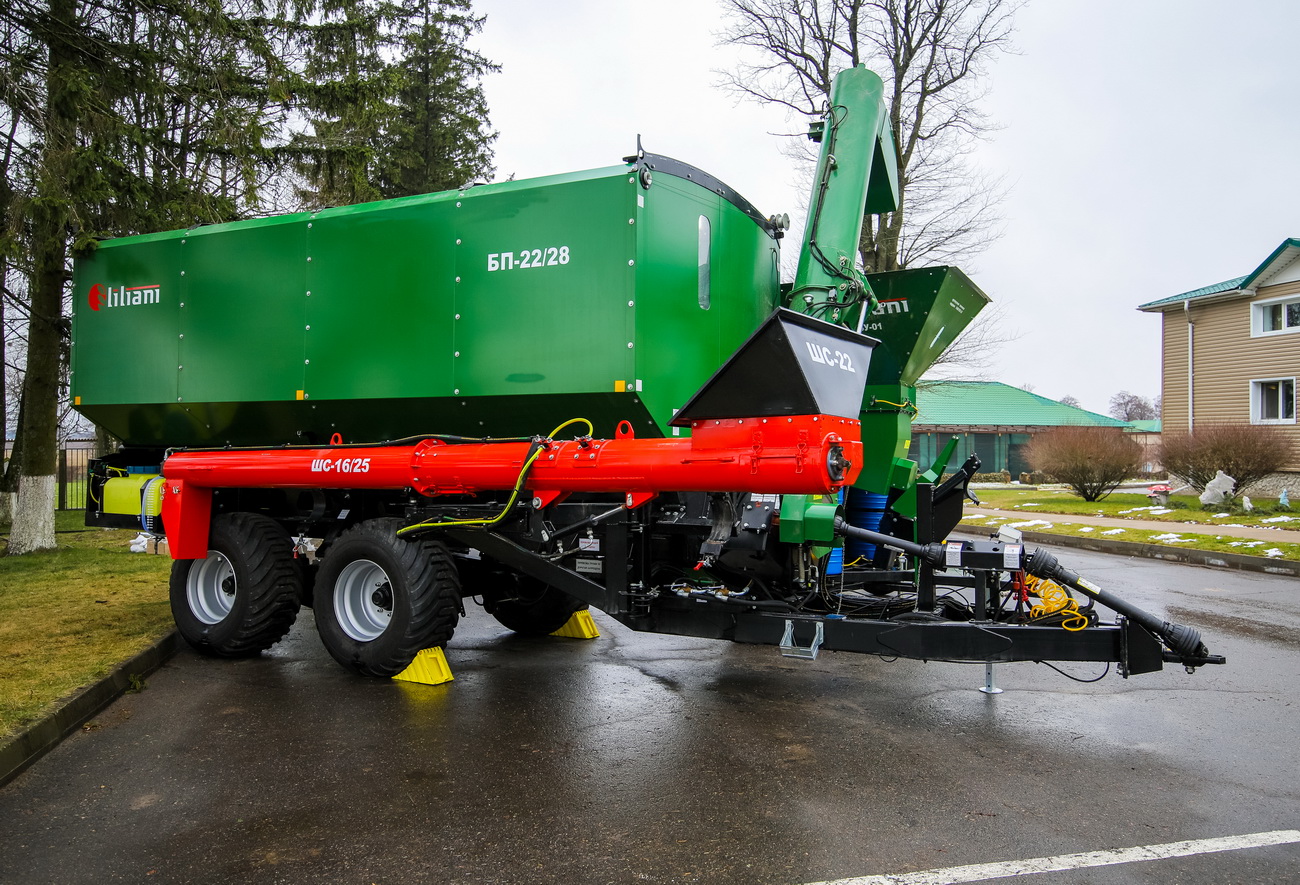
[484,574,587,636]
[169,512,302,657]
[313,519,461,677]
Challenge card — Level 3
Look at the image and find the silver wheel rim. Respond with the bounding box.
[334,558,394,642]
[187,551,236,625]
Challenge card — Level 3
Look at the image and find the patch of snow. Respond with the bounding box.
[1101,529,1125,535]
[1264,548,1285,558]
[1150,533,1191,543]
[1148,507,1172,515]
[1261,515,1297,523]
[1211,512,1230,518]
[1077,527,1095,533]
[1007,520,1053,529]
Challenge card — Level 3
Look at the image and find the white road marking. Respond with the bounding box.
[802,829,1300,885]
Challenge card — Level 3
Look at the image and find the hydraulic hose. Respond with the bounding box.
[833,517,946,566]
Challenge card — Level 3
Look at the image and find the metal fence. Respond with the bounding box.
[1,438,95,510]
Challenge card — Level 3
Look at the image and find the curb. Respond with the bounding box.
[0,631,179,789]
[959,523,1300,577]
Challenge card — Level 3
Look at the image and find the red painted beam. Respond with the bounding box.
[161,415,860,558]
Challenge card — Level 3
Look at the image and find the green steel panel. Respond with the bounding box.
[304,193,457,402]
[862,266,990,387]
[71,234,182,410]
[633,174,779,433]
[178,216,309,403]
[452,171,636,407]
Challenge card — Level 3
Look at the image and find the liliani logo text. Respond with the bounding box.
[88,283,161,311]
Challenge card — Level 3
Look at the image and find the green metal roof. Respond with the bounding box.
[1137,276,1246,311]
[1240,238,1300,290]
[1138,237,1300,311]
[1127,419,1161,433]
[913,381,1128,428]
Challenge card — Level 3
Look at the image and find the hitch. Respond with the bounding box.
[832,517,1227,673]
[1023,549,1227,671]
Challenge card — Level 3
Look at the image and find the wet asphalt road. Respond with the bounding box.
[2,546,1299,885]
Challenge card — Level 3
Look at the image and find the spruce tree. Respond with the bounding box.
[290,0,397,208]
[292,0,497,207]
[378,0,497,198]
[0,0,295,553]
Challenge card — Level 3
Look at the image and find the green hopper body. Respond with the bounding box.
[71,162,779,447]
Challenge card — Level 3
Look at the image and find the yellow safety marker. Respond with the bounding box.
[392,647,454,685]
[551,610,601,639]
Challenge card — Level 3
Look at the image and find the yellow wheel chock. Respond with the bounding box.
[550,610,601,639]
[392,647,454,686]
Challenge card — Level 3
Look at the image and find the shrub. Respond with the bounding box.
[1158,424,1295,496]
[1026,426,1140,501]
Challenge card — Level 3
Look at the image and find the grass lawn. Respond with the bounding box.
[965,489,1300,562]
[974,488,1300,528]
[0,511,173,740]
[961,513,1300,561]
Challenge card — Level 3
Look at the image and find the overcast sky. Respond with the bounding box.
[472,0,1300,416]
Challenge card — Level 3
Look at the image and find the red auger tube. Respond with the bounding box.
[160,415,861,559]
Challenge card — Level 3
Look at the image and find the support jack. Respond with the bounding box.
[978,661,1003,695]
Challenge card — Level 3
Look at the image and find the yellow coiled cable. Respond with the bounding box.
[1026,575,1090,631]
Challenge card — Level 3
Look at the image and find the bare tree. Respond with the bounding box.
[1159,425,1293,497]
[717,0,1021,273]
[1108,390,1158,422]
[1059,394,1081,408]
[1028,426,1142,502]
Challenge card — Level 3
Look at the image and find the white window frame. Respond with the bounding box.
[1250,376,1297,424]
[697,214,711,310]
[1250,293,1300,337]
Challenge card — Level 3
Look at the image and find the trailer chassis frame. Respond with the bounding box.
[443,514,1168,677]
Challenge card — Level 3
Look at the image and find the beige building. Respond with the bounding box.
[1138,238,1300,473]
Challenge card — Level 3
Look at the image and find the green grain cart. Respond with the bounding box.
[73,67,1221,681]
